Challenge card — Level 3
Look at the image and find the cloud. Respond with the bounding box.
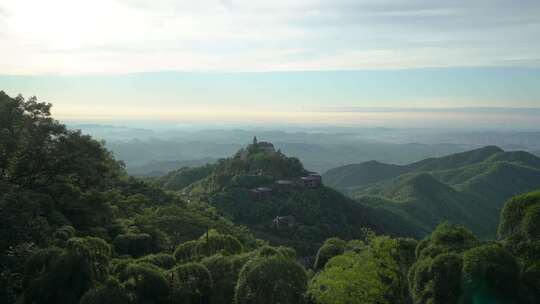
[1,0,540,74]
[0,7,7,18]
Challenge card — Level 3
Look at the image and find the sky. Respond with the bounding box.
[1,0,540,127]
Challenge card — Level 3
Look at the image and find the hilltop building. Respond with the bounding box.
[252,136,276,153]
[240,136,277,161]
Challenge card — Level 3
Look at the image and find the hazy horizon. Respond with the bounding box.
[2,68,540,129]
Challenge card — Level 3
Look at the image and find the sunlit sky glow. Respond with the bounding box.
[1,0,540,127]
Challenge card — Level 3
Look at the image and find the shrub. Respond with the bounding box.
[79,279,130,304]
[52,226,76,241]
[170,262,213,304]
[523,204,540,241]
[409,253,463,304]
[113,233,155,257]
[173,231,243,262]
[462,244,520,302]
[313,238,347,271]
[174,240,200,262]
[22,237,111,304]
[202,254,236,304]
[235,255,307,304]
[120,263,170,304]
[137,253,176,270]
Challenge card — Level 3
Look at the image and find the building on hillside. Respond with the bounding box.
[301,174,322,188]
[249,187,273,200]
[273,215,296,229]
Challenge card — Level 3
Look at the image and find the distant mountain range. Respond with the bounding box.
[323,146,540,238]
[72,124,540,176]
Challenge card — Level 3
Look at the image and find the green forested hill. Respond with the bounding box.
[161,140,424,254]
[324,146,540,238]
[407,145,505,172]
[155,163,217,191]
[323,146,507,188]
[321,160,408,188]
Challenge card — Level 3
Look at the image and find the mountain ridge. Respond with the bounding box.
[324,146,540,238]
[324,145,510,189]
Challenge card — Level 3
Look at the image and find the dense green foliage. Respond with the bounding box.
[462,244,520,303]
[79,279,130,304]
[311,217,539,304]
[408,223,477,304]
[118,263,170,303]
[313,237,346,270]
[498,190,540,272]
[173,229,243,262]
[307,193,540,304]
[201,254,237,304]
[0,92,258,303]
[235,254,307,304]
[309,236,416,304]
[22,237,111,304]
[170,262,213,304]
